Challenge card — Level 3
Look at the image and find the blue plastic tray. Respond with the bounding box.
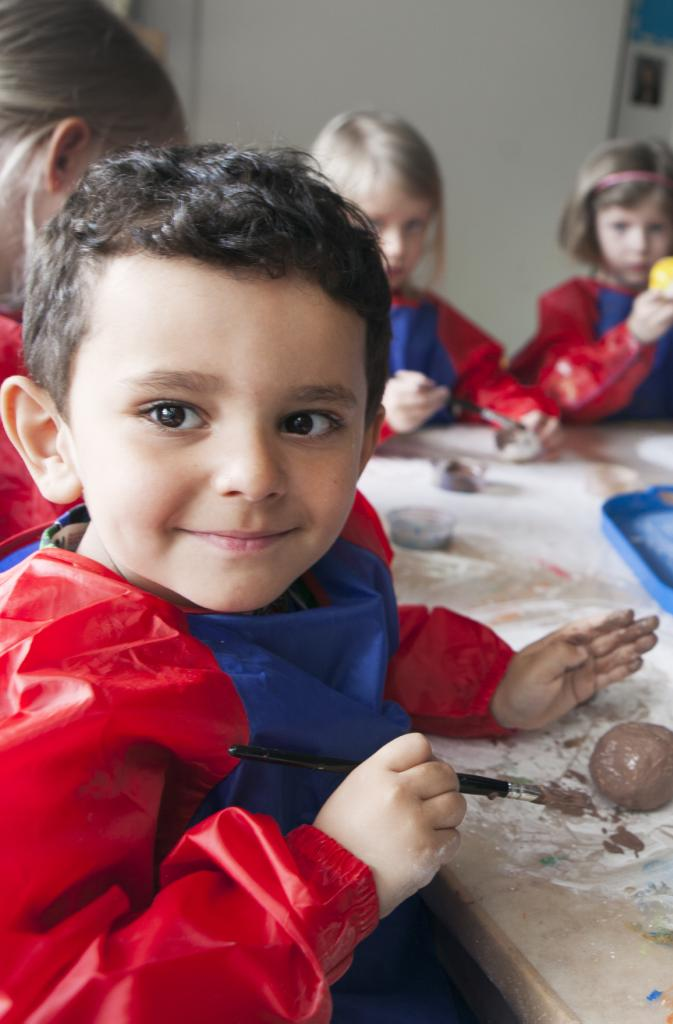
[602,486,673,611]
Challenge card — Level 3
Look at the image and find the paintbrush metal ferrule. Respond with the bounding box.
[454,774,543,801]
[506,781,545,803]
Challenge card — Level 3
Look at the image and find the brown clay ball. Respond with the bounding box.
[589,722,673,811]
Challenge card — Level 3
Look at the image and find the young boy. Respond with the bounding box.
[0,144,657,1023]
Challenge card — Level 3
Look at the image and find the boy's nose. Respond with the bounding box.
[211,433,285,501]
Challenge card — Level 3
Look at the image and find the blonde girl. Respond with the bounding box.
[0,0,185,540]
[312,110,559,444]
[512,138,673,421]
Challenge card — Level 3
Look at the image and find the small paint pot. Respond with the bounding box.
[387,507,456,550]
[434,458,485,493]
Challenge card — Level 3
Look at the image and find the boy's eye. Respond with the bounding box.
[282,411,339,437]
[146,402,203,429]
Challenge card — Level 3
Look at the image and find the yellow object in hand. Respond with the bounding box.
[649,257,673,290]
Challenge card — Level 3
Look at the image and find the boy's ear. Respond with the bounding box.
[358,404,386,474]
[43,117,95,197]
[0,376,83,504]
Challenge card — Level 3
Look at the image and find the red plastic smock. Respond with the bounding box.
[511,277,657,421]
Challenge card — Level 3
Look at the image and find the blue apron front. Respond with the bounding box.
[390,301,457,427]
[598,286,673,419]
[0,537,39,572]
[189,536,406,828]
[189,535,470,1023]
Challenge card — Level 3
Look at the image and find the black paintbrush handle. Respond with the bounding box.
[229,744,357,775]
[453,771,510,798]
[228,744,538,801]
[449,396,523,431]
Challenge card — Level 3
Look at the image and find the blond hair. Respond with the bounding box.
[0,0,186,305]
[312,110,445,285]
[559,137,673,265]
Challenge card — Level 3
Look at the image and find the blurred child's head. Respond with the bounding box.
[312,111,444,293]
[559,137,673,289]
[0,0,186,307]
[3,144,390,612]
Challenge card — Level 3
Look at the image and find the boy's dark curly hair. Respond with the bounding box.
[23,143,391,423]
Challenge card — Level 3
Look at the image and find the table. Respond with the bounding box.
[358,422,673,1024]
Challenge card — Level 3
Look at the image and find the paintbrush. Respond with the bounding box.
[448,395,524,432]
[228,743,544,803]
[449,396,543,461]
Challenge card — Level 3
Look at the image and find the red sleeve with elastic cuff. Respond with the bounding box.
[0,550,378,1024]
[385,604,514,738]
[1,817,377,1024]
[435,298,559,421]
[510,277,656,422]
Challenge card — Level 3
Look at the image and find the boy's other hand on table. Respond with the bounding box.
[314,732,464,918]
[490,609,659,730]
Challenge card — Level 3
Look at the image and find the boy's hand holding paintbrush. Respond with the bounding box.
[314,732,465,918]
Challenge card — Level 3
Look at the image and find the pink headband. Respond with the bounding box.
[594,170,673,193]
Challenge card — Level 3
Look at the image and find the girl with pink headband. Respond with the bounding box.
[512,137,673,421]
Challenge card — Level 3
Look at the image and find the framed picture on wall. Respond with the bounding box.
[631,54,665,106]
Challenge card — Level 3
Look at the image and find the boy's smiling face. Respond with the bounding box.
[59,255,383,612]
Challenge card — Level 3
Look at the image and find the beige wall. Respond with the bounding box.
[137,0,628,354]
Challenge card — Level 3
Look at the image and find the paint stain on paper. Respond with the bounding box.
[539,854,562,866]
[632,923,673,946]
[602,824,645,857]
[488,610,522,625]
[537,559,571,579]
[564,768,588,785]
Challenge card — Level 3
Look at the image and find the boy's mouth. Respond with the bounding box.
[187,528,296,553]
